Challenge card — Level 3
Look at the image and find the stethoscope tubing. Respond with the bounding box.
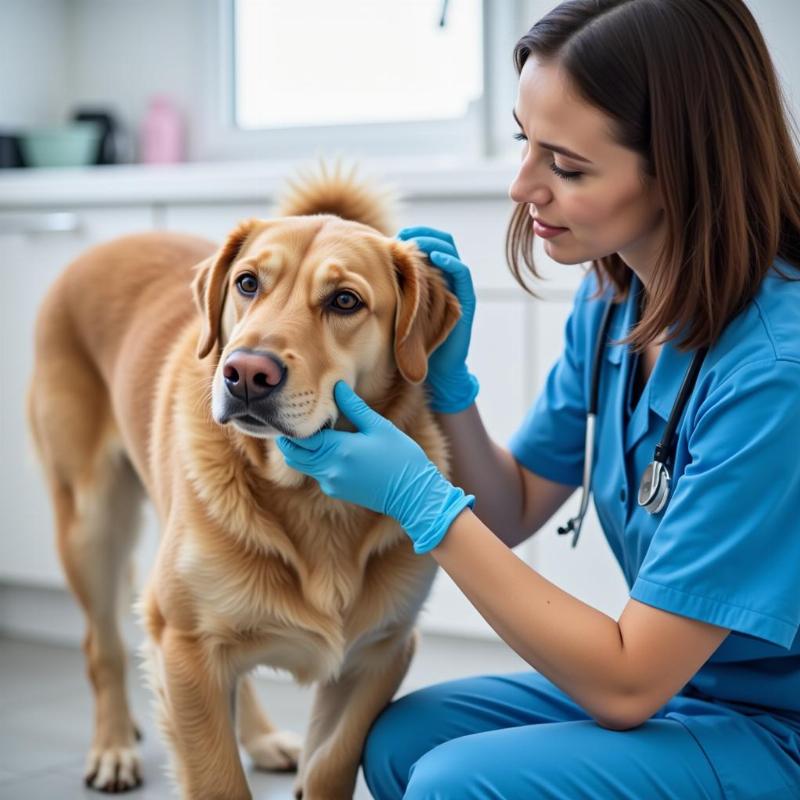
[558,285,707,547]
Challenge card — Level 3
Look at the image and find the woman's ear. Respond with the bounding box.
[391,239,462,383]
[191,218,258,358]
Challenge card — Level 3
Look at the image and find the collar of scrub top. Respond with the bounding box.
[557,273,708,547]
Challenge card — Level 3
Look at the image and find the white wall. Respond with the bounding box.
[749,0,800,118]
[1,0,69,129]
[64,0,202,157]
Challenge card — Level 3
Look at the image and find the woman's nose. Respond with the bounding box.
[509,158,552,206]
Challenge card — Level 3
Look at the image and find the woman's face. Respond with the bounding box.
[509,56,665,282]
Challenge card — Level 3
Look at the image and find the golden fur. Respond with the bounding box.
[27,163,462,799]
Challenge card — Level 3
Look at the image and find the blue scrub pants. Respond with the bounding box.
[361,671,800,799]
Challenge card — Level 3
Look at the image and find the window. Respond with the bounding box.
[205,0,527,162]
[234,0,483,130]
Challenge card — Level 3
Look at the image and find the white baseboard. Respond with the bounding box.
[0,581,531,690]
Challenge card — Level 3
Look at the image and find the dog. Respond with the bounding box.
[27,163,463,799]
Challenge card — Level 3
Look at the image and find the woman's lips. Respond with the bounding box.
[532,217,569,239]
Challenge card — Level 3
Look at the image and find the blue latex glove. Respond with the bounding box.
[275,381,475,554]
[396,226,479,414]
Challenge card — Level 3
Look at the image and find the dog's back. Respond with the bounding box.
[29,232,216,489]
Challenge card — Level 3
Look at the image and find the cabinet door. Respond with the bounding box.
[0,207,154,587]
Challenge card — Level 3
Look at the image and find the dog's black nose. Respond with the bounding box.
[223,349,287,402]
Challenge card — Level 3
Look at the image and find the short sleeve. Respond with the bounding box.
[631,358,800,649]
[507,273,597,486]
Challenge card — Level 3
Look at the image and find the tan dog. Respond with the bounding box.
[27,165,462,799]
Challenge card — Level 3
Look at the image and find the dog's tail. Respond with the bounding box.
[274,158,399,236]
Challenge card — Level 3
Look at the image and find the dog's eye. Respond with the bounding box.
[330,291,362,313]
[235,273,258,296]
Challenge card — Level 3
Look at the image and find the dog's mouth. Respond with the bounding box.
[229,411,333,438]
[215,381,336,438]
[238,413,264,427]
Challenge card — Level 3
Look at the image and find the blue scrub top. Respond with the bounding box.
[508,258,800,732]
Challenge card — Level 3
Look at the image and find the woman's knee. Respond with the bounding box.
[362,706,399,799]
[362,695,423,800]
[362,685,456,800]
[404,739,482,800]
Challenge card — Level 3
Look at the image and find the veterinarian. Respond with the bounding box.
[276,0,800,796]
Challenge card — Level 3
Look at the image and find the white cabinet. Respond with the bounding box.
[0,206,155,587]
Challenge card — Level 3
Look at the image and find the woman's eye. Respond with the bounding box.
[549,162,583,182]
[235,273,259,296]
[512,133,583,182]
[330,291,362,313]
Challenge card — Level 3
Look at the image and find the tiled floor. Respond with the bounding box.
[0,635,372,799]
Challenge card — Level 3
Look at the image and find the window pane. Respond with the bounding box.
[234,0,483,129]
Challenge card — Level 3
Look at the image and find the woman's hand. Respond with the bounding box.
[275,381,475,554]
[397,226,480,413]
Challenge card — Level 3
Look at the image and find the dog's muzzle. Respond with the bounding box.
[223,348,287,402]
[217,347,287,428]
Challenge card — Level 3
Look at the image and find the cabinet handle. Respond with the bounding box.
[0,212,82,235]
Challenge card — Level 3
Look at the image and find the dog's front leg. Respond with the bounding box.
[158,626,251,800]
[295,628,418,800]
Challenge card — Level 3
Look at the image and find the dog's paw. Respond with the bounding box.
[84,746,143,793]
[244,730,302,772]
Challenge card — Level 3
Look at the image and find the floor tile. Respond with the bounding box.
[0,636,371,798]
[0,637,85,711]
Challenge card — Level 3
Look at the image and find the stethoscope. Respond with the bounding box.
[557,285,708,547]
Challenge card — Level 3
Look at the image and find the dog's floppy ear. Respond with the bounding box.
[191,219,258,359]
[391,239,462,384]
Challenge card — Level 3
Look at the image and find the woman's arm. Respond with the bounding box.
[435,403,576,548]
[434,507,730,730]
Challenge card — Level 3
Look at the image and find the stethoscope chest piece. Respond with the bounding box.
[638,460,671,515]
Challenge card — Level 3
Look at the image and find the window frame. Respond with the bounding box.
[197,0,531,164]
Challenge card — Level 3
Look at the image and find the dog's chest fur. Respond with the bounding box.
[149,333,444,684]
[167,409,437,684]
[173,503,434,683]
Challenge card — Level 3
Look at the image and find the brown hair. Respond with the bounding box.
[506,0,800,352]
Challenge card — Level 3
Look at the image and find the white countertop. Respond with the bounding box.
[0,156,518,208]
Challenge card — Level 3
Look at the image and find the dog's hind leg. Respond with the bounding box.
[236,674,303,772]
[28,353,145,792]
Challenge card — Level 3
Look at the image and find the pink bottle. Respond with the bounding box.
[140,95,185,164]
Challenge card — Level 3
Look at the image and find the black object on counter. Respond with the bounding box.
[71,109,119,165]
[0,133,25,168]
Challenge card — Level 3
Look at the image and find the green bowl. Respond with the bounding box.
[20,123,102,168]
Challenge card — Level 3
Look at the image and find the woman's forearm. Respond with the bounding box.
[434,403,529,547]
[432,508,635,729]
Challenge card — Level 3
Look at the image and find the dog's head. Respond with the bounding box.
[191,215,461,438]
